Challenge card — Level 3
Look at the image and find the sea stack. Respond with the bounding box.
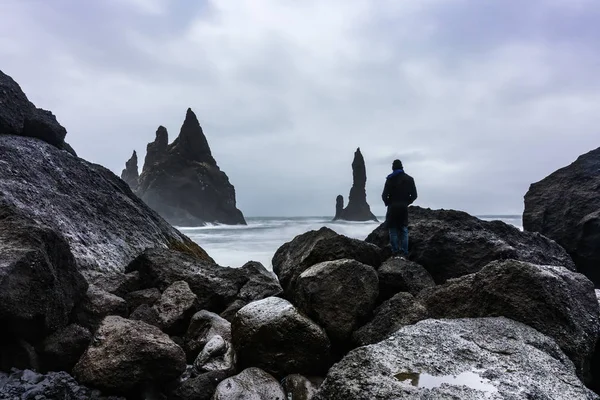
[120,150,139,191]
[523,147,600,286]
[135,108,246,226]
[333,148,378,222]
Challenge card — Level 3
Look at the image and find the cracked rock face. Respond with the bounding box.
[315,317,598,400]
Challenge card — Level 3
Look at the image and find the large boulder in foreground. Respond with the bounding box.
[524,147,600,286]
[232,297,331,378]
[0,69,69,150]
[136,108,246,226]
[366,206,575,283]
[273,227,382,297]
[353,292,429,347]
[377,257,434,300]
[0,135,211,278]
[0,369,123,400]
[0,205,87,341]
[127,248,282,314]
[419,259,600,381]
[212,368,285,400]
[73,316,186,394]
[295,259,379,345]
[315,318,598,400]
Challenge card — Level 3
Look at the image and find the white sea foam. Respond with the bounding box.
[179,216,522,270]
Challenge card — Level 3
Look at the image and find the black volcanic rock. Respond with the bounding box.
[523,147,600,286]
[0,70,69,150]
[136,108,246,226]
[0,135,212,278]
[334,148,378,222]
[120,150,139,190]
[366,206,575,283]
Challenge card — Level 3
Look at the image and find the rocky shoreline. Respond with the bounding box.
[1,69,600,399]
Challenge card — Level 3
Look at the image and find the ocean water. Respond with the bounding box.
[179,215,522,270]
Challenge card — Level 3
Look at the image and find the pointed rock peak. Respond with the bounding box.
[130,150,138,160]
[121,149,140,190]
[155,126,169,148]
[171,107,214,164]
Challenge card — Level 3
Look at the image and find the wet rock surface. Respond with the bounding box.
[377,257,434,299]
[232,297,331,378]
[315,318,598,400]
[295,259,379,344]
[192,334,236,375]
[282,374,323,400]
[169,370,231,400]
[0,369,124,400]
[184,310,231,362]
[125,288,161,312]
[366,206,575,283]
[40,324,92,373]
[0,205,87,341]
[419,259,600,381]
[353,292,429,347]
[212,368,286,400]
[273,227,382,297]
[523,147,600,286]
[152,280,197,334]
[136,108,246,226]
[0,135,212,277]
[334,148,378,222]
[74,286,127,330]
[73,316,186,393]
[128,248,282,314]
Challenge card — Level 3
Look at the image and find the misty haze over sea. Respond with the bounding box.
[179,215,522,269]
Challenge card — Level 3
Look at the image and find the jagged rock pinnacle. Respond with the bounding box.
[335,148,378,222]
[121,150,139,191]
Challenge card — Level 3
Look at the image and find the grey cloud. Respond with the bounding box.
[1,0,598,217]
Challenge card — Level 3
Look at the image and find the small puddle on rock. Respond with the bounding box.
[395,370,498,394]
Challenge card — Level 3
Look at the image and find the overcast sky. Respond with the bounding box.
[1,0,598,217]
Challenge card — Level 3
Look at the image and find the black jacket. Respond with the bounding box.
[382,171,417,227]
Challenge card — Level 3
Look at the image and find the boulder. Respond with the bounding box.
[87,271,141,298]
[0,69,67,149]
[136,108,246,226]
[0,369,124,400]
[272,227,382,297]
[282,374,323,400]
[219,299,249,322]
[294,259,379,345]
[333,148,378,222]
[366,206,575,283]
[125,288,161,312]
[74,286,127,329]
[232,297,331,378]
[168,370,231,400]
[377,257,434,300]
[193,334,236,375]
[40,324,92,373]
[352,292,429,346]
[120,150,139,191]
[523,147,600,285]
[0,205,87,341]
[128,304,161,328]
[127,248,282,314]
[314,318,598,399]
[212,368,286,400]
[419,259,600,381]
[184,310,231,362]
[152,281,197,334]
[73,316,186,394]
[0,134,212,278]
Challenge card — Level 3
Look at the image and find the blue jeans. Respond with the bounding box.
[389,226,409,256]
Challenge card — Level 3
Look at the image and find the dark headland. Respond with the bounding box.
[1,69,600,399]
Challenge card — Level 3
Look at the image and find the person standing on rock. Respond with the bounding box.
[382,159,418,257]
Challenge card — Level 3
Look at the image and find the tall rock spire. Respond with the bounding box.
[169,108,215,165]
[333,148,378,222]
[121,150,139,191]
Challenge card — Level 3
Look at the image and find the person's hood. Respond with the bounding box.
[387,169,404,179]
